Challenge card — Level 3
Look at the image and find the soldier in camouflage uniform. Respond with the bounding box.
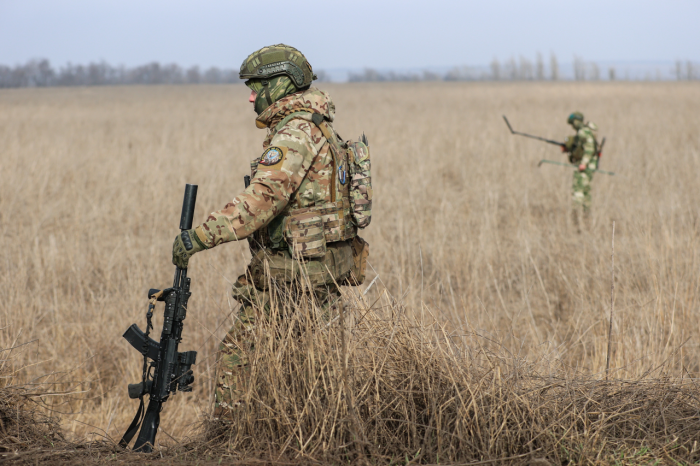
[171,44,371,418]
[562,111,599,215]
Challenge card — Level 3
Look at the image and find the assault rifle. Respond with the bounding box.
[120,184,199,452]
[503,115,565,148]
[504,116,614,176]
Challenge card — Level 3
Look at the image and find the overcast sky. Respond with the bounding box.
[1,0,698,70]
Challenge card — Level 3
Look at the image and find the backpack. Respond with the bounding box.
[346,134,372,229]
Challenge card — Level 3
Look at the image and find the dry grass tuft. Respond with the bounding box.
[0,345,65,460]
[178,290,700,465]
[0,382,63,452]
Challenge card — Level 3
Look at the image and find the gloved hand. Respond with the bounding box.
[172,228,207,269]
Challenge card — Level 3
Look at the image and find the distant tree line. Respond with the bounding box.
[350,54,700,83]
[0,59,241,88]
[348,69,443,82]
[675,60,700,80]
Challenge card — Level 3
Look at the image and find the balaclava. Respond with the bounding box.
[246,75,299,115]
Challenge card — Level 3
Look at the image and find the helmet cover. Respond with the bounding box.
[240,44,316,88]
[567,111,584,125]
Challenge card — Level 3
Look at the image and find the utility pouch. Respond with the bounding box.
[249,248,299,289]
[347,140,372,229]
[342,236,370,286]
[284,212,327,259]
[300,240,353,286]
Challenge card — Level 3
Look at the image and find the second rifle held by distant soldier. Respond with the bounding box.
[502,115,613,176]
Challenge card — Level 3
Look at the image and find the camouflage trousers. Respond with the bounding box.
[213,242,353,415]
[572,169,594,212]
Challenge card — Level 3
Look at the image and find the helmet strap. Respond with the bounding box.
[262,81,273,107]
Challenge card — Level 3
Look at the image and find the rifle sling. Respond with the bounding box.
[119,295,157,448]
[119,397,145,448]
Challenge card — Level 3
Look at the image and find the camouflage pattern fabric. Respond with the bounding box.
[285,212,326,258]
[347,141,372,228]
[247,76,299,115]
[567,122,598,211]
[572,169,594,211]
[197,87,352,249]
[569,124,598,167]
[214,242,352,414]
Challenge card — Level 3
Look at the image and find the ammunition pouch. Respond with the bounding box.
[284,212,326,259]
[287,200,356,244]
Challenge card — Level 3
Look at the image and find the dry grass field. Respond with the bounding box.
[2,81,700,464]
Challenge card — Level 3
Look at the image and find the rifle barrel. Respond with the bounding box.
[179,184,198,231]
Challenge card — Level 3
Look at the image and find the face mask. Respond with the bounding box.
[246,75,298,115]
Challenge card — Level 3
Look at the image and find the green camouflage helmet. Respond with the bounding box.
[239,44,316,88]
[567,111,584,124]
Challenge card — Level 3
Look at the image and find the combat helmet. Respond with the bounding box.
[567,111,584,125]
[240,44,316,89]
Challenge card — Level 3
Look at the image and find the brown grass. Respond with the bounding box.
[1,82,700,463]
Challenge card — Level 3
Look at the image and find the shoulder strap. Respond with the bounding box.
[311,116,344,203]
[274,110,313,132]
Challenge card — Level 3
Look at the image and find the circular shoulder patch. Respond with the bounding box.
[259,146,284,166]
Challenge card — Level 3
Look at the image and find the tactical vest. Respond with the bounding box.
[249,111,371,259]
[568,128,599,164]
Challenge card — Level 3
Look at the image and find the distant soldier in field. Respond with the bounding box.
[170,44,372,419]
[562,111,599,219]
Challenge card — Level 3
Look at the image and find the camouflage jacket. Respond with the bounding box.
[197,87,344,248]
[566,123,598,169]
